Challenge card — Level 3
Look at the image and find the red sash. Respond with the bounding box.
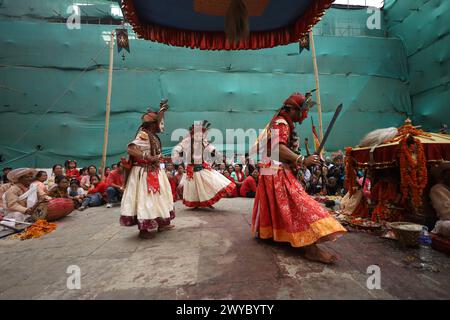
[133,159,160,194]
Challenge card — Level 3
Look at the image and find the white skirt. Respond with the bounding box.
[183,168,235,207]
[120,167,174,231]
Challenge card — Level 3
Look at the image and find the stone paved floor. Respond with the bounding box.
[1,198,449,299]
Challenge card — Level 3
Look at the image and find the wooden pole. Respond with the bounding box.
[309,31,324,142]
[101,31,115,179]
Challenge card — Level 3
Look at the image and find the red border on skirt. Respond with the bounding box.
[183,183,236,207]
[120,210,176,230]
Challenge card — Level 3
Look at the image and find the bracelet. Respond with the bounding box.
[295,155,305,166]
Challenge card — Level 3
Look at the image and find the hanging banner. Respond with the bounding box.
[116,28,130,53]
[299,34,310,54]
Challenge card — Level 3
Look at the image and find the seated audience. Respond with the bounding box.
[326,177,338,196]
[68,179,86,207]
[31,171,48,194]
[217,163,226,174]
[48,175,70,199]
[223,171,238,198]
[80,167,90,191]
[165,162,178,201]
[64,160,80,181]
[105,162,125,208]
[78,175,108,211]
[175,165,185,200]
[47,164,64,190]
[102,167,111,181]
[231,164,245,194]
[240,169,259,198]
[2,168,50,227]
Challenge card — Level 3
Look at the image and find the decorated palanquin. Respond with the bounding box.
[345,119,450,226]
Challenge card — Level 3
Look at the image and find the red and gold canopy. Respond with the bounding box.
[119,0,334,50]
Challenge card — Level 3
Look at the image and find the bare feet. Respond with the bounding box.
[158,225,175,232]
[302,244,337,264]
[139,230,156,239]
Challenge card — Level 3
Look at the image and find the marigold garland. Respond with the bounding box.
[398,136,428,207]
[13,220,57,240]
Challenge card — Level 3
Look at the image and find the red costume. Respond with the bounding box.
[65,160,80,181]
[240,176,257,197]
[252,93,346,248]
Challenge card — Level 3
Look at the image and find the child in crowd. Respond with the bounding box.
[78,174,108,211]
[79,167,90,191]
[68,179,85,207]
[65,160,80,181]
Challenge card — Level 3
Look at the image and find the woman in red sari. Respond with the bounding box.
[252,92,346,264]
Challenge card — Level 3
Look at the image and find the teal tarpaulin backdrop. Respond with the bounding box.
[0,0,448,168]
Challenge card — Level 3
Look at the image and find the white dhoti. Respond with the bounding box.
[183,167,235,207]
[120,166,175,232]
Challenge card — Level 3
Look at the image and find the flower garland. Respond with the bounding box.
[398,136,428,207]
[344,147,357,196]
[13,220,57,240]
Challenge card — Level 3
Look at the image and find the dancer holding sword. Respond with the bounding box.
[252,92,346,264]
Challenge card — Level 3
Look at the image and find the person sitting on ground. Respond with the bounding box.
[81,165,98,191]
[227,164,234,175]
[243,153,256,177]
[111,163,118,171]
[31,170,48,194]
[47,164,64,191]
[102,167,111,181]
[240,169,259,198]
[223,170,238,198]
[326,177,338,196]
[48,175,70,199]
[2,168,50,228]
[78,174,108,211]
[175,164,185,200]
[105,162,125,208]
[79,167,90,191]
[64,160,80,181]
[68,179,85,207]
[231,164,245,195]
[217,163,226,174]
[165,162,178,202]
[430,163,450,238]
